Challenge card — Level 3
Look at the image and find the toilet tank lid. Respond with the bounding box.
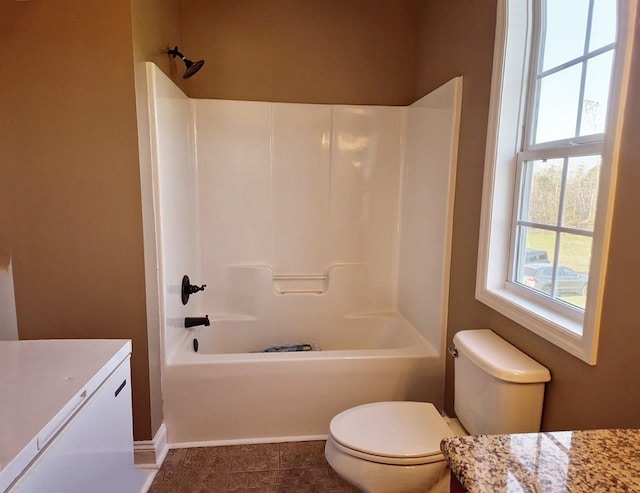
[453,329,551,383]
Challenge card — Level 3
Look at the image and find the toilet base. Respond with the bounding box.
[325,438,450,493]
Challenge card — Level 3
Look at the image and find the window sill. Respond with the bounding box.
[475,283,595,364]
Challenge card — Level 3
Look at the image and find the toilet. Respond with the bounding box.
[325,329,551,493]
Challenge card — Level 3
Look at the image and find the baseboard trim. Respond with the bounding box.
[134,423,168,469]
[138,470,159,493]
[168,433,329,449]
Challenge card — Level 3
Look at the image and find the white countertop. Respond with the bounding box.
[0,339,131,492]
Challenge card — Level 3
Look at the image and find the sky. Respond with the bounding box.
[533,0,616,144]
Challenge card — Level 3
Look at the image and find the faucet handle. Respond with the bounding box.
[181,275,207,305]
[188,283,207,294]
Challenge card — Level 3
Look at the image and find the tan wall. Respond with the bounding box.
[130,0,184,440]
[0,0,151,440]
[413,0,640,430]
[180,0,418,104]
[0,0,418,444]
[132,0,185,91]
[4,0,635,444]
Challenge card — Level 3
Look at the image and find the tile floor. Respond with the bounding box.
[149,440,363,493]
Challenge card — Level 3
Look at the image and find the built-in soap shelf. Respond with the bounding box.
[272,273,328,295]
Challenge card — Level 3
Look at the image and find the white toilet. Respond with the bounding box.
[325,329,551,493]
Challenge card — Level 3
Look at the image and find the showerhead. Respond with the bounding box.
[168,46,205,79]
[183,58,205,79]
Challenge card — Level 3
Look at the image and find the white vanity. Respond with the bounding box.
[0,339,143,492]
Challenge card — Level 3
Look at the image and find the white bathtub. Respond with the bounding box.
[162,313,444,445]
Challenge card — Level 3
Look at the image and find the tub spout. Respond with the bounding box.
[185,315,210,328]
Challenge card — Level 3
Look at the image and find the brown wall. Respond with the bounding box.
[0,0,151,440]
[180,0,418,104]
[413,0,640,430]
[0,0,420,444]
[132,0,185,91]
[4,0,636,445]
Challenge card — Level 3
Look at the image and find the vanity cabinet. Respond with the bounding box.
[449,474,466,493]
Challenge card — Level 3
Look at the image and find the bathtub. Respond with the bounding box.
[162,313,444,445]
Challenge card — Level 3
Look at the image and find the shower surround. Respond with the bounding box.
[144,63,462,444]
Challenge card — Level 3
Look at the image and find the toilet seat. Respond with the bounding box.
[328,402,454,466]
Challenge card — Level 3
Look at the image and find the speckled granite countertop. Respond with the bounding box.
[441,429,640,492]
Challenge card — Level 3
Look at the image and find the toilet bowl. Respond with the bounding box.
[325,401,455,493]
[325,329,551,493]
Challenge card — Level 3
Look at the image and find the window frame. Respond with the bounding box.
[476,0,637,364]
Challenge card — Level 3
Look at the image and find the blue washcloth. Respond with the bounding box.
[263,344,314,352]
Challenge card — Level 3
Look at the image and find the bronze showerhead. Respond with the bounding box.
[167,46,205,79]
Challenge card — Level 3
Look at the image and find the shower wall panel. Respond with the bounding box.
[147,65,201,360]
[271,104,332,275]
[398,78,463,355]
[329,106,404,308]
[194,100,404,316]
[195,100,273,314]
[147,64,461,359]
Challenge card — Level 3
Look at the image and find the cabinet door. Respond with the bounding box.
[10,358,143,493]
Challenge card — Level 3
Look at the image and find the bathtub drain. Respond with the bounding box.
[193,338,199,353]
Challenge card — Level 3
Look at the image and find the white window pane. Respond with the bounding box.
[556,233,592,308]
[541,0,589,71]
[562,155,600,230]
[534,64,582,143]
[579,51,614,136]
[520,159,563,225]
[589,0,616,52]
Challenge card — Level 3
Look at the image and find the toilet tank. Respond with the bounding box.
[453,329,551,435]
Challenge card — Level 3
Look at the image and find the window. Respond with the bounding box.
[477,0,637,364]
[512,0,615,312]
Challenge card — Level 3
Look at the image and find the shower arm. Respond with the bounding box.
[167,46,187,62]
